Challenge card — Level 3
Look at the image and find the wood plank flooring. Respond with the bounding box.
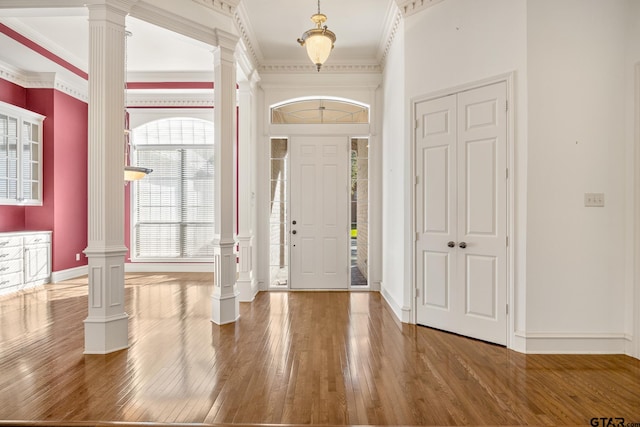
[0,272,639,426]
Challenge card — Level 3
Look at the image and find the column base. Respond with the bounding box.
[84,313,129,354]
[237,278,257,302]
[211,291,240,325]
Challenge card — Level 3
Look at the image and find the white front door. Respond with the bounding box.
[415,82,508,345]
[290,136,349,289]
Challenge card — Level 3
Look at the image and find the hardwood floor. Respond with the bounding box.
[0,273,639,426]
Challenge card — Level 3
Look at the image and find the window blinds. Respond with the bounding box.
[132,119,214,260]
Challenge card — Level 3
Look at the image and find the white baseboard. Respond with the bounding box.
[380,284,403,322]
[125,263,215,273]
[51,265,88,283]
[519,332,631,354]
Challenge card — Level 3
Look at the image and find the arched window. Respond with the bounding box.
[131,118,214,261]
[271,98,369,124]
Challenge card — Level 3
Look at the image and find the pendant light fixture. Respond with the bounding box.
[297,0,336,72]
[123,30,152,181]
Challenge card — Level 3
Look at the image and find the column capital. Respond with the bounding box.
[214,28,239,54]
[86,0,138,18]
[238,70,260,93]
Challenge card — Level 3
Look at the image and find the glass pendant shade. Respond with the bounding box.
[303,29,335,70]
[124,166,153,181]
[297,6,336,72]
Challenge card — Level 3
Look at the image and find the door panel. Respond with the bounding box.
[290,136,349,289]
[423,251,449,309]
[457,82,507,344]
[465,138,497,235]
[465,254,497,319]
[416,82,507,346]
[423,145,450,233]
[415,94,456,325]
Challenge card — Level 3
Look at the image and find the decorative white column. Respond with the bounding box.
[83,2,131,354]
[211,30,240,324]
[236,76,258,302]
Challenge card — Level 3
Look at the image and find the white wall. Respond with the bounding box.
[402,0,528,339]
[526,1,630,351]
[381,17,408,319]
[626,0,640,358]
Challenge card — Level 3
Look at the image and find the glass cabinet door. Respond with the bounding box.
[0,102,44,206]
[0,114,19,201]
[21,120,40,203]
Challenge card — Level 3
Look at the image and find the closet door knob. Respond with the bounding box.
[447,241,455,248]
[458,242,467,249]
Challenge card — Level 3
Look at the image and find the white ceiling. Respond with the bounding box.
[0,0,396,80]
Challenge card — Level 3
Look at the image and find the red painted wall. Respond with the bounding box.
[0,79,27,108]
[23,88,88,272]
[51,90,88,271]
[0,81,88,272]
[0,79,27,231]
[23,88,55,236]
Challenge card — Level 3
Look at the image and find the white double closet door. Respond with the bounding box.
[289,136,350,290]
[415,82,508,345]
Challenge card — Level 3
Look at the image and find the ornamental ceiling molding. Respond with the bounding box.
[378,3,403,70]
[126,92,214,108]
[258,64,382,74]
[189,0,240,17]
[0,62,88,102]
[233,2,261,70]
[394,0,445,17]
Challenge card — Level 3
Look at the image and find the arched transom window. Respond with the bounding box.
[271,98,369,124]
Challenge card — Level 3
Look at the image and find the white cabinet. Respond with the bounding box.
[0,234,23,295]
[0,101,45,205]
[0,231,51,296]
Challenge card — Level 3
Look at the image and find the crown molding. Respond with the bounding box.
[233,2,262,67]
[394,0,445,17]
[0,0,85,6]
[258,63,381,75]
[0,61,88,102]
[32,72,88,102]
[0,61,28,88]
[190,0,239,17]
[127,91,214,108]
[378,2,403,69]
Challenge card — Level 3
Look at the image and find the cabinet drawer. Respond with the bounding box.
[24,234,50,245]
[0,246,23,262]
[0,272,22,291]
[0,236,21,249]
[0,258,23,275]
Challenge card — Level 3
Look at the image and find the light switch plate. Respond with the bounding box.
[584,193,605,207]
